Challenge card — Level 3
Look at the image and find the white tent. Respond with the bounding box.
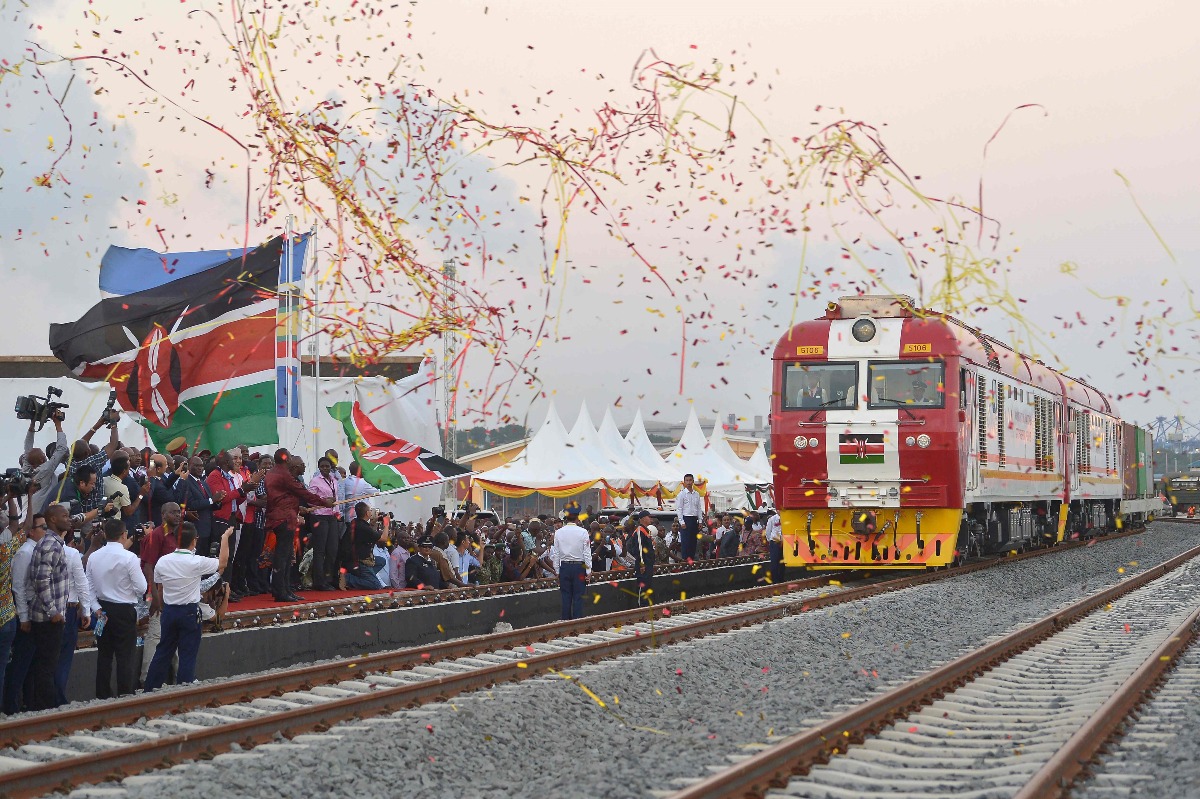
[709,421,773,484]
[748,442,774,484]
[624,409,684,483]
[566,402,642,485]
[571,405,667,484]
[664,408,757,492]
[474,402,609,494]
[595,407,677,488]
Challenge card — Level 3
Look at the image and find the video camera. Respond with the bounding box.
[104,492,124,519]
[14,386,68,431]
[0,468,34,497]
[101,390,121,429]
[432,505,446,518]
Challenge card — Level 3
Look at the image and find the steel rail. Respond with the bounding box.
[70,555,766,648]
[30,525,1152,749]
[0,572,876,799]
[667,542,1200,799]
[20,529,1118,751]
[0,574,830,751]
[1013,603,1200,799]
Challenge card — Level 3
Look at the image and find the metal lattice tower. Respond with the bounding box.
[1150,416,1200,473]
[442,258,458,504]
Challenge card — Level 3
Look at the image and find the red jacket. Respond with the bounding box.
[263,464,329,531]
[205,469,241,523]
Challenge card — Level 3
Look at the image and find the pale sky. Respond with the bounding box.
[2,0,1196,436]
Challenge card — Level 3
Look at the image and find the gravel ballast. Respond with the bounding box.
[1073,634,1200,799]
[55,523,1200,799]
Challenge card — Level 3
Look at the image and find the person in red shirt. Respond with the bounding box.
[264,449,333,602]
[140,503,182,592]
[204,451,241,536]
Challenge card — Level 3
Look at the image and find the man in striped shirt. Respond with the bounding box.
[29,503,71,710]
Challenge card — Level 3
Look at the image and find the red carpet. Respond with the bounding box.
[230,588,411,613]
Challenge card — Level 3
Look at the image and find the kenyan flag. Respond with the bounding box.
[49,238,286,452]
[838,433,885,465]
[328,400,470,492]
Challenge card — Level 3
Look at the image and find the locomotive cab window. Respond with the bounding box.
[782,362,859,410]
[867,361,946,409]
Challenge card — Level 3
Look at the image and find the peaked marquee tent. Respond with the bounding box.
[473,404,770,501]
[664,408,760,494]
[474,404,691,499]
[473,403,605,498]
[709,419,773,484]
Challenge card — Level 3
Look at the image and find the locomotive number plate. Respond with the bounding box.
[903,342,932,353]
[796,345,825,355]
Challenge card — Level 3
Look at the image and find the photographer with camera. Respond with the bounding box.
[65,465,118,538]
[101,452,142,540]
[55,412,121,515]
[23,410,67,516]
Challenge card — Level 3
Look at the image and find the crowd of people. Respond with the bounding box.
[0,410,774,713]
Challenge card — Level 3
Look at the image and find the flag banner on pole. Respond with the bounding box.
[49,237,286,453]
[99,236,309,297]
[328,399,469,492]
[275,232,310,420]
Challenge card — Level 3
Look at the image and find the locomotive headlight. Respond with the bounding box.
[916,433,932,449]
[905,436,916,447]
[794,435,808,450]
[808,437,819,448]
[851,318,877,342]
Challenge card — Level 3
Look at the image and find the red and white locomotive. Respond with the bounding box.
[770,295,1158,570]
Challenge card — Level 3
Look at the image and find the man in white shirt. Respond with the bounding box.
[764,510,784,584]
[337,462,376,516]
[86,518,148,698]
[675,474,703,561]
[144,521,233,691]
[55,532,99,706]
[388,536,410,590]
[2,514,44,714]
[549,504,592,620]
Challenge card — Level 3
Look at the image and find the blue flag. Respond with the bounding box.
[99,237,309,297]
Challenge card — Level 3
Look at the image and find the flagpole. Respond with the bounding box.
[283,214,295,449]
[339,472,479,506]
[310,224,320,461]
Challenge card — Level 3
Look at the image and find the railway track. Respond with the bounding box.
[76,524,1153,646]
[71,555,764,649]
[1,526,1158,798]
[669,542,1200,799]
